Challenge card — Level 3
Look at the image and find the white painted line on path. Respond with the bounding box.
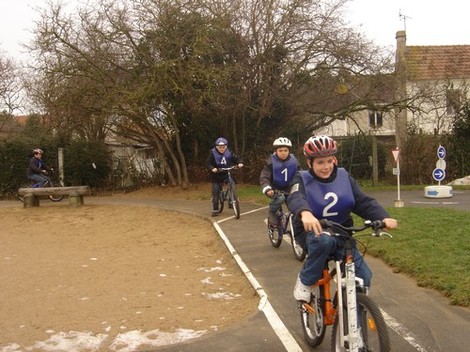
[216,205,433,352]
[381,309,434,352]
[212,220,303,352]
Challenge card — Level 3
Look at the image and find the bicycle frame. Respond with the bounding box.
[18,172,64,203]
[216,166,241,219]
[265,196,306,260]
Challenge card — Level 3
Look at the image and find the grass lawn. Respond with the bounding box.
[358,208,470,307]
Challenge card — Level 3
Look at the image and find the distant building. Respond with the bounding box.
[318,31,470,141]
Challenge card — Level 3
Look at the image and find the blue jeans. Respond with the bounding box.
[269,192,285,215]
[211,182,223,211]
[299,232,372,287]
[28,174,48,187]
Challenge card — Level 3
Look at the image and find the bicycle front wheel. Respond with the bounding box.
[288,216,306,261]
[300,286,326,347]
[228,186,240,219]
[267,223,283,248]
[331,292,390,352]
[217,193,224,214]
[290,233,306,261]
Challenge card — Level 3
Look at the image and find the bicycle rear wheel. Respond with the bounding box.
[47,179,64,202]
[17,193,25,203]
[331,292,390,352]
[300,286,326,347]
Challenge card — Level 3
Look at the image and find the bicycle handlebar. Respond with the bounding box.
[319,219,392,238]
[217,166,239,172]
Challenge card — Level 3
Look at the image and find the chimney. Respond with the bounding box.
[395,30,406,72]
[394,30,408,148]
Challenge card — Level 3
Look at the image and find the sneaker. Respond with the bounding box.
[293,276,311,302]
[268,211,279,227]
[212,211,219,217]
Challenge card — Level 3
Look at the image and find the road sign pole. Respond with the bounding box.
[425,145,452,198]
[392,147,404,207]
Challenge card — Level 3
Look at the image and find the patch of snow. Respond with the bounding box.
[197,266,225,273]
[448,175,470,185]
[0,329,207,352]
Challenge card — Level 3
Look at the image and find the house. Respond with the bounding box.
[318,31,470,143]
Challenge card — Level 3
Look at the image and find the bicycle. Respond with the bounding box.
[298,219,392,352]
[18,170,64,203]
[215,166,241,219]
[266,194,306,261]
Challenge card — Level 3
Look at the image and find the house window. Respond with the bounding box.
[368,111,383,128]
[446,89,461,115]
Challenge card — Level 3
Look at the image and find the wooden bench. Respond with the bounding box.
[18,186,91,208]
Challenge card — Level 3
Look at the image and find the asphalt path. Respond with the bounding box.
[207,189,470,352]
[2,189,469,351]
[93,188,470,352]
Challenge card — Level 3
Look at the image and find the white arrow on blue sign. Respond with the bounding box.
[437,145,446,159]
[432,168,446,181]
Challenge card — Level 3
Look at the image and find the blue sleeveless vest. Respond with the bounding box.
[211,148,232,168]
[272,154,298,188]
[299,168,355,223]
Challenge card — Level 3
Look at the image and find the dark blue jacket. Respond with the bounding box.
[206,148,242,183]
[27,157,50,177]
[287,166,389,234]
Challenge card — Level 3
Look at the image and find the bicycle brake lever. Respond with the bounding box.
[372,231,393,238]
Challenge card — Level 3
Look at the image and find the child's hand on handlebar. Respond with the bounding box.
[237,163,243,168]
[300,210,323,236]
[382,218,397,230]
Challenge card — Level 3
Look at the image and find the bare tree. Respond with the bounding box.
[0,53,23,131]
[24,0,414,186]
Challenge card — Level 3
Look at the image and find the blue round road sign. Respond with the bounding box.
[432,168,446,181]
[437,145,446,159]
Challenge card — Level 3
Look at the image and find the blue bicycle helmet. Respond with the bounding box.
[215,137,228,146]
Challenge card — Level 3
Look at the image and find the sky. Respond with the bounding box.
[0,0,469,61]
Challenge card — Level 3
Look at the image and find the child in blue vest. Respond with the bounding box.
[288,135,397,302]
[259,137,300,226]
[206,137,243,217]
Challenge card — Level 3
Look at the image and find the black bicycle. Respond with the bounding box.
[17,170,64,203]
[215,166,241,219]
[267,197,306,261]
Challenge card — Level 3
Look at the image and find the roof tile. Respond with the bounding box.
[405,45,470,80]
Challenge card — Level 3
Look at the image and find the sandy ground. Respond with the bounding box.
[0,187,259,351]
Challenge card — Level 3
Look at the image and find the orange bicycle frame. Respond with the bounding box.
[303,268,336,325]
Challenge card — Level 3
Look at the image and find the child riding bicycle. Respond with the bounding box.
[206,137,243,217]
[259,137,300,227]
[26,148,51,187]
[287,135,397,302]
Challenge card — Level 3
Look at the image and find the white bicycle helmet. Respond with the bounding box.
[273,137,292,148]
[33,148,44,155]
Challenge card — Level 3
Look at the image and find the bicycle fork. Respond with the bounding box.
[337,259,361,352]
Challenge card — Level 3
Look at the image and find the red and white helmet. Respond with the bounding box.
[303,135,337,159]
